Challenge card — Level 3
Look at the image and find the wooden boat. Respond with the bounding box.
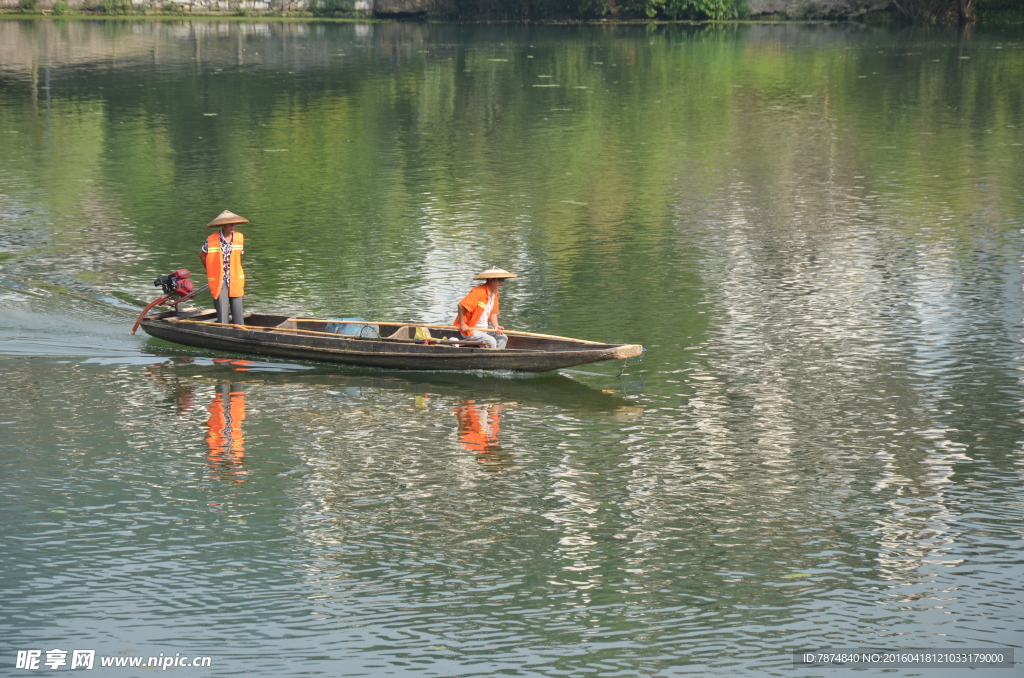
[137,311,643,372]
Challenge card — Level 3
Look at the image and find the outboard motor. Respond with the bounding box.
[131,269,207,335]
[154,269,196,299]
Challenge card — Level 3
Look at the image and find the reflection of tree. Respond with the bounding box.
[4,22,1022,339]
[455,400,505,463]
[891,0,977,24]
[206,381,247,482]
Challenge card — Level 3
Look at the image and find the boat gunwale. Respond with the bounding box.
[174,316,616,347]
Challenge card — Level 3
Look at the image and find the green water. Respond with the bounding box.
[1,19,1023,676]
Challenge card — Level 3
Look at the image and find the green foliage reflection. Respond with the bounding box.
[1,21,1022,345]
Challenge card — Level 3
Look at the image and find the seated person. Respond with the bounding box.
[455,267,517,349]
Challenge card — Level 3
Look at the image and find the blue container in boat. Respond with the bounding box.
[325,318,379,338]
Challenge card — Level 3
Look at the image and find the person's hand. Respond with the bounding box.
[458,323,470,335]
[494,325,505,333]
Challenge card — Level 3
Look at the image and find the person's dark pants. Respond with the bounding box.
[214,280,244,325]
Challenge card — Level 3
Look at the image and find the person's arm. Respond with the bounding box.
[456,305,470,335]
[488,312,504,333]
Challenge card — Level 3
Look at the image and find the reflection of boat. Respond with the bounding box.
[138,312,643,373]
[143,358,641,415]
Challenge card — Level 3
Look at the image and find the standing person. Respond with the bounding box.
[455,267,517,349]
[200,210,248,325]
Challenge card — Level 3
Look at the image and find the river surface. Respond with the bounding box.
[1,18,1023,677]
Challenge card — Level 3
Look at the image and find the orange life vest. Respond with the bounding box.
[204,231,245,299]
[457,284,499,336]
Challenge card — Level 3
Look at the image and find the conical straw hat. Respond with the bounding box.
[473,267,517,280]
[207,210,249,228]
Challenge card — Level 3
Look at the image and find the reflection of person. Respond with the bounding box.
[200,210,248,325]
[455,400,502,456]
[205,382,246,482]
[144,360,196,417]
[455,267,517,349]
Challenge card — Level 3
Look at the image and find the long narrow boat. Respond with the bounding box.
[137,311,643,372]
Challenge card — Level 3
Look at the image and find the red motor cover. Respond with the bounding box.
[174,278,195,297]
[171,269,191,280]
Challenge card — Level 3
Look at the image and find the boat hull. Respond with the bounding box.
[139,314,642,372]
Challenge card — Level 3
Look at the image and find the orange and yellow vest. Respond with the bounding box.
[204,231,245,299]
[457,284,499,336]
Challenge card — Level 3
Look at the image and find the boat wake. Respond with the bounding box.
[0,289,144,359]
